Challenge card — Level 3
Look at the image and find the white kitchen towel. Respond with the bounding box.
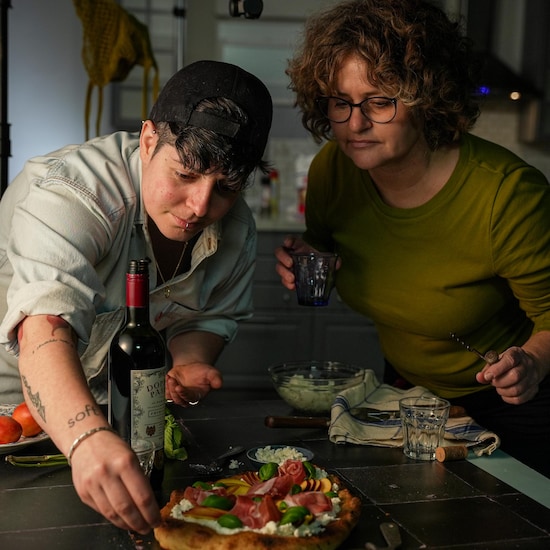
[329,370,500,455]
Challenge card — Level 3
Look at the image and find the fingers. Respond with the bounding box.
[167,376,201,406]
[205,366,223,389]
[282,235,299,250]
[476,349,517,384]
[475,347,539,405]
[121,467,162,530]
[83,475,158,534]
[170,384,204,407]
[166,366,222,406]
[73,450,160,534]
[275,259,296,290]
[275,239,299,289]
[274,245,294,268]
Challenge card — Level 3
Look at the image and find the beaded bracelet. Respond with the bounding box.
[67,426,115,466]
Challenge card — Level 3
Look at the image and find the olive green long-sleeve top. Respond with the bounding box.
[304,133,550,398]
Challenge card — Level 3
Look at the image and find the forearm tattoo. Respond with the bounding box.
[67,403,102,429]
[34,316,76,354]
[21,375,46,423]
[17,317,77,423]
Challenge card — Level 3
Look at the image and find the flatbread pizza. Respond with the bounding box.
[154,458,361,550]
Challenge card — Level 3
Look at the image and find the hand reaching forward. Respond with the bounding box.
[166,362,223,407]
[70,428,160,534]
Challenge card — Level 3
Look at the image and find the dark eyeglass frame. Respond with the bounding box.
[316,96,398,124]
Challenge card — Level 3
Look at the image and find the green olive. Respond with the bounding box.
[280,505,310,526]
[278,501,288,512]
[200,495,234,510]
[258,461,278,480]
[217,514,243,529]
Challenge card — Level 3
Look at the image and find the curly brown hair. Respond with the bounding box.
[287,0,482,150]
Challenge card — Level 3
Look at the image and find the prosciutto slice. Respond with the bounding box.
[247,474,295,499]
[283,491,333,515]
[230,494,282,529]
[183,486,227,506]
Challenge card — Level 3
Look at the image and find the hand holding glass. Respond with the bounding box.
[291,252,338,306]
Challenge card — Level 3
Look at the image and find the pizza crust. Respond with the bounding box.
[154,476,361,550]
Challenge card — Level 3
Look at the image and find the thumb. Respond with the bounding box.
[207,367,223,389]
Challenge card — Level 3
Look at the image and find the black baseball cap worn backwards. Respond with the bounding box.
[149,60,273,164]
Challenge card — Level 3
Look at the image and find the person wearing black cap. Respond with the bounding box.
[0,60,272,532]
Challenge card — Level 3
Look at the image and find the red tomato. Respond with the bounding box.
[12,402,42,437]
[0,416,23,444]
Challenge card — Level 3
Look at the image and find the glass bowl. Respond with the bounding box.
[268,361,364,414]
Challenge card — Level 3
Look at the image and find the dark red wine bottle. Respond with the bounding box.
[108,258,166,488]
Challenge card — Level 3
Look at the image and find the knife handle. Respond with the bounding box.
[264,416,329,428]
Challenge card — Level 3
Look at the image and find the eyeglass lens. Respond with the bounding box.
[320,97,397,124]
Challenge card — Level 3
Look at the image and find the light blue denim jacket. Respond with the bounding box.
[0,132,256,403]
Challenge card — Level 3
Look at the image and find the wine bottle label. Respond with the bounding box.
[130,367,166,450]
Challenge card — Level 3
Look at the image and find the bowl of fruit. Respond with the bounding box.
[0,402,48,454]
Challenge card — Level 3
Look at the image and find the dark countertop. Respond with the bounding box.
[2,388,550,549]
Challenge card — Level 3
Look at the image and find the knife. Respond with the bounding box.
[264,408,397,428]
[265,416,329,428]
[265,405,466,428]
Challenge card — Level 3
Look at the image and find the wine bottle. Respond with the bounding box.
[108,258,167,488]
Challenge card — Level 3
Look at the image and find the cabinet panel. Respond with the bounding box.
[519,0,550,143]
[253,283,301,310]
[313,314,385,379]
[217,314,312,389]
[219,230,386,389]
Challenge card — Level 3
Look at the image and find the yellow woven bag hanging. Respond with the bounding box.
[73,0,159,139]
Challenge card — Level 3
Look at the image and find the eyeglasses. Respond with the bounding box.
[316,96,398,124]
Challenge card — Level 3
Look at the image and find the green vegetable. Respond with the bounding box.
[201,495,234,510]
[303,461,316,479]
[7,408,189,466]
[325,491,337,498]
[5,454,68,467]
[290,484,302,495]
[258,461,278,480]
[280,505,310,526]
[164,409,188,461]
[217,514,243,529]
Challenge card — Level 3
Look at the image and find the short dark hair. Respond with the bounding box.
[287,0,481,150]
[152,97,270,192]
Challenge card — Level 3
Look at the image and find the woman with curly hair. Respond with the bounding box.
[275,0,550,477]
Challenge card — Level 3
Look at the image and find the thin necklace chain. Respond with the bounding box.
[157,241,188,298]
